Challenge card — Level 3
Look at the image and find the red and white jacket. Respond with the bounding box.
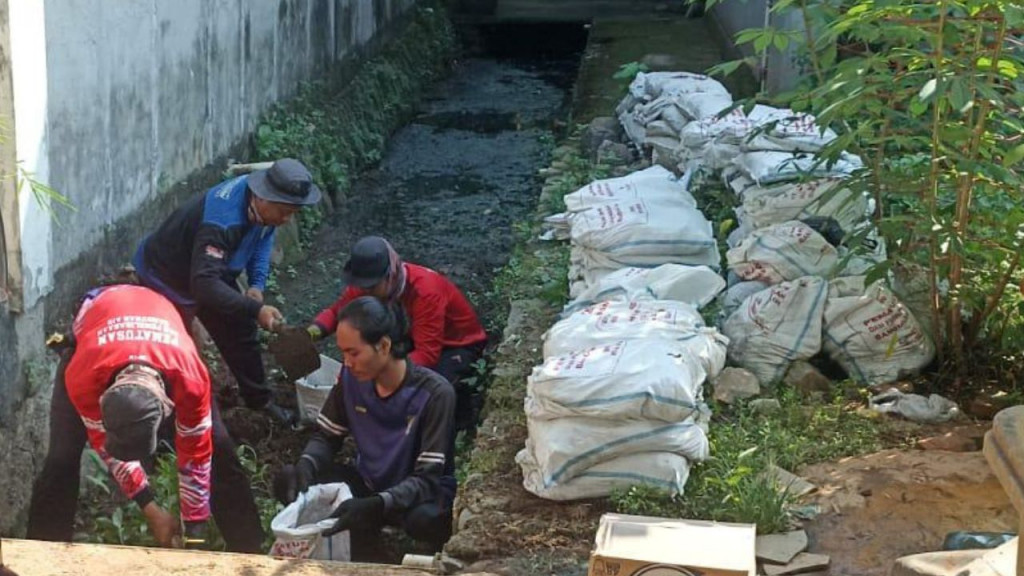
[66,285,213,523]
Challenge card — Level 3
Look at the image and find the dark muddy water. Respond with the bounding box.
[275,54,580,345]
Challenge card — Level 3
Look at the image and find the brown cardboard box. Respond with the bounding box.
[588,513,757,576]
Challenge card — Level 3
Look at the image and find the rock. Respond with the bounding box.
[967,392,1014,420]
[916,425,986,452]
[596,140,633,166]
[457,508,477,532]
[582,117,623,158]
[640,53,680,70]
[763,553,831,576]
[756,530,809,565]
[750,398,782,415]
[764,465,817,497]
[713,367,761,404]
[868,380,915,395]
[784,361,832,397]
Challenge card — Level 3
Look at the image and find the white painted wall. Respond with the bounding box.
[20,0,414,308]
[0,0,421,535]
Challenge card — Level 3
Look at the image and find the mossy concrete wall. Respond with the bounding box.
[0,0,453,536]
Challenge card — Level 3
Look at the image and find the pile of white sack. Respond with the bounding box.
[544,165,719,298]
[614,71,935,388]
[517,296,728,501]
[523,155,729,501]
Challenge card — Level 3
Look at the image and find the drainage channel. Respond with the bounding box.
[221,19,590,563]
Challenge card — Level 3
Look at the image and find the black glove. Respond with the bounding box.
[264,401,296,426]
[322,495,384,537]
[182,521,208,549]
[273,458,316,505]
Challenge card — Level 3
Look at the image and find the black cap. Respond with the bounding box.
[343,236,391,289]
[100,384,165,462]
[247,158,322,206]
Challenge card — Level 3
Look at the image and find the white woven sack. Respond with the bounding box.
[741,178,869,232]
[722,276,828,385]
[742,110,838,153]
[727,221,839,284]
[543,300,727,377]
[734,151,863,186]
[526,338,708,422]
[518,450,691,501]
[628,71,730,101]
[822,277,935,385]
[270,483,352,561]
[523,415,709,488]
[563,166,694,213]
[566,264,725,313]
[568,198,715,257]
[672,91,734,120]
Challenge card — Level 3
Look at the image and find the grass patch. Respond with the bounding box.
[612,390,906,533]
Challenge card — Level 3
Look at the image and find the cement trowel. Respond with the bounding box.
[269,324,321,381]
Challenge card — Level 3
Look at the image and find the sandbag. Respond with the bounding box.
[568,198,716,259]
[672,91,734,120]
[526,338,709,422]
[518,449,691,501]
[523,415,709,488]
[570,244,721,273]
[822,277,935,385]
[563,166,695,213]
[733,150,863,186]
[739,178,869,233]
[727,221,839,284]
[270,483,352,561]
[628,71,730,101]
[717,280,771,322]
[566,264,726,313]
[543,300,727,377]
[741,110,838,153]
[722,276,828,385]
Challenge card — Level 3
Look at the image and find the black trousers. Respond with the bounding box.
[434,343,486,435]
[328,464,453,555]
[194,305,269,409]
[25,354,266,553]
[137,275,270,410]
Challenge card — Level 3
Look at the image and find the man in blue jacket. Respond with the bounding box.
[134,158,321,424]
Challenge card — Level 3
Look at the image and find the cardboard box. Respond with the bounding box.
[588,513,757,576]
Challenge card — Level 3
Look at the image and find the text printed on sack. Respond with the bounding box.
[545,341,626,377]
[96,316,181,347]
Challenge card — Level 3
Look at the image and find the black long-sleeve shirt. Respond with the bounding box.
[302,361,456,511]
[133,175,274,319]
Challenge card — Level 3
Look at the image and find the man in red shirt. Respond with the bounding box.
[26,284,264,552]
[307,236,488,432]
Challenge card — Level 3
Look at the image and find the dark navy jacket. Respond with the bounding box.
[134,176,274,319]
[303,362,457,512]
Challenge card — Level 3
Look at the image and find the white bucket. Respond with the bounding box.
[295,355,342,424]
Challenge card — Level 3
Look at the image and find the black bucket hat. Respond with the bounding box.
[248,158,322,206]
[343,236,391,289]
[100,383,166,462]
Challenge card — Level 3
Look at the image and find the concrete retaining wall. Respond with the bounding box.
[0,0,418,534]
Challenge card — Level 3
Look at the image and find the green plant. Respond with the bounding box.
[611,391,893,532]
[80,446,282,552]
[612,61,651,83]
[711,0,1024,384]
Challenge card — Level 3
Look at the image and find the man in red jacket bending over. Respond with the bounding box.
[307,236,488,432]
[26,284,264,552]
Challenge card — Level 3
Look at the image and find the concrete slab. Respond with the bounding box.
[756,531,808,565]
[1,539,431,576]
